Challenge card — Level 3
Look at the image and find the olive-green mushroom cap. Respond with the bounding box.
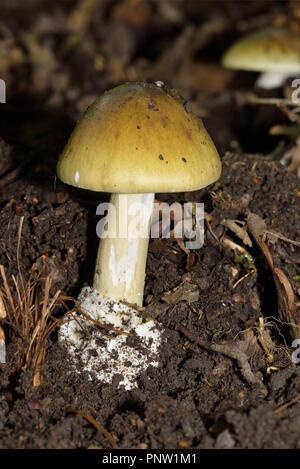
[56,82,221,194]
[222,27,300,73]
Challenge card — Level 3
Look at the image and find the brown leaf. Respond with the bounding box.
[247,212,300,338]
[162,282,199,305]
[221,218,252,247]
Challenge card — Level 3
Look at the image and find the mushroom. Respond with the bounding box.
[56,82,221,389]
[222,27,300,89]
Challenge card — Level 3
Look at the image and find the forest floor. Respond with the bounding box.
[0,0,300,449]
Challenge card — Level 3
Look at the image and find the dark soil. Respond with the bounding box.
[0,0,300,449]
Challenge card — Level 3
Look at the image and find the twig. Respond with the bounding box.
[67,407,117,447]
[0,165,24,189]
[176,325,267,395]
[248,95,299,106]
[204,213,220,244]
[274,394,300,414]
[60,297,133,336]
[265,230,300,247]
[78,309,133,337]
[232,272,251,290]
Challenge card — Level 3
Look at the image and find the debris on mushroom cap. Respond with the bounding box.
[222,27,300,73]
[56,82,221,194]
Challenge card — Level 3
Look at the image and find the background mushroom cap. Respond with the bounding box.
[56,82,221,193]
[222,27,300,73]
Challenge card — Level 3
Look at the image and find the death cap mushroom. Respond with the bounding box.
[56,82,222,390]
[222,27,300,73]
[222,27,300,89]
[56,82,221,194]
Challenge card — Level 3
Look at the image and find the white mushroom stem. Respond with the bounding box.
[59,192,162,390]
[93,192,155,306]
[256,71,292,89]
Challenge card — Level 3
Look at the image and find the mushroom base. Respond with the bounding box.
[59,286,163,390]
[256,71,293,89]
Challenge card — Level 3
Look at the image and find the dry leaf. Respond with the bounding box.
[247,212,300,338]
[221,219,252,247]
[162,282,199,305]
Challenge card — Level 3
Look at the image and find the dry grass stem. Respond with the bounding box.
[0,264,62,381]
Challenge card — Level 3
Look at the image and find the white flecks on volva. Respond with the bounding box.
[59,286,163,390]
[75,171,80,183]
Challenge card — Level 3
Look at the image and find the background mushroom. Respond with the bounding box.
[57,81,221,389]
[222,27,300,89]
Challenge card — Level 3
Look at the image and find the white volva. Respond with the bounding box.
[59,287,162,390]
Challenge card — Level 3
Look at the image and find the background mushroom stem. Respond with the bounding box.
[256,71,292,89]
[93,192,155,306]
